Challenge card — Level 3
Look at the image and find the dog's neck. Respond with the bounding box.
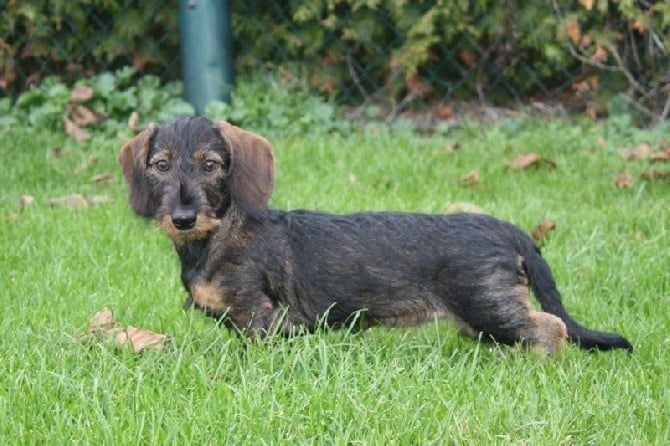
[174,205,255,286]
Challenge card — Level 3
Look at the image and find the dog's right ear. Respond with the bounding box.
[118,124,159,217]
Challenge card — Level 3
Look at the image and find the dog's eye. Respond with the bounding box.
[203,160,219,173]
[154,160,170,172]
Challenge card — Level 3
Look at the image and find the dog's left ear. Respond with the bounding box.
[118,124,159,217]
[216,121,275,211]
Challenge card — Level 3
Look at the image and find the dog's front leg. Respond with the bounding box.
[187,280,285,338]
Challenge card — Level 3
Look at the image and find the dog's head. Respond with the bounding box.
[118,116,275,243]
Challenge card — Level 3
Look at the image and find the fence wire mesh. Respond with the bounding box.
[1,1,668,121]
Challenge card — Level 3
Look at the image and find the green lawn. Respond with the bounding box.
[1,117,668,444]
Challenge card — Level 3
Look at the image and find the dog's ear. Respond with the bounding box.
[216,121,275,211]
[118,124,159,217]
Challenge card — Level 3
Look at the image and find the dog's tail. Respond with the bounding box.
[520,239,633,352]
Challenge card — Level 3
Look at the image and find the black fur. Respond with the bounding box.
[119,116,632,354]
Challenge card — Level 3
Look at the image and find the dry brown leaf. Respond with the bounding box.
[459,50,477,68]
[77,308,171,354]
[566,18,582,46]
[128,111,141,132]
[615,171,632,189]
[445,202,485,214]
[63,117,89,142]
[433,103,454,120]
[579,0,594,10]
[641,169,670,181]
[47,194,89,208]
[619,143,652,160]
[458,170,480,187]
[630,20,647,34]
[591,45,608,63]
[506,153,555,170]
[405,74,432,100]
[87,195,114,206]
[70,85,94,103]
[530,220,556,244]
[650,147,670,162]
[89,173,116,185]
[68,103,105,127]
[89,308,118,332]
[19,195,35,207]
[116,326,171,353]
[585,103,598,120]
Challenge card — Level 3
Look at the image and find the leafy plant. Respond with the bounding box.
[4,68,195,137]
[205,74,351,137]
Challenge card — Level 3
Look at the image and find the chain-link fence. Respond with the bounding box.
[2,1,668,121]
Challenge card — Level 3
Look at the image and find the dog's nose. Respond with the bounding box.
[172,208,197,230]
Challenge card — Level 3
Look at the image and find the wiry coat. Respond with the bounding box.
[119,116,632,354]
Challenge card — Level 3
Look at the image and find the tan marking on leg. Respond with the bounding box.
[189,282,229,313]
[522,311,568,355]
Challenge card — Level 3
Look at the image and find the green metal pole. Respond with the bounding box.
[179,0,234,114]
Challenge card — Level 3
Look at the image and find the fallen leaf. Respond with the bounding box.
[76,308,171,354]
[458,170,480,187]
[650,146,670,162]
[433,103,454,120]
[445,202,485,214]
[68,103,105,127]
[116,326,171,353]
[591,45,608,63]
[615,171,632,189]
[19,195,35,207]
[585,103,598,120]
[459,50,477,68]
[530,220,556,244]
[89,173,116,185]
[579,0,594,10]
[70,85,94,103]
[405,74,432,100]
[89,308,117,332]
[630,20,647,34]
[641,169,670,180]
[63,117,89,142]
[565,18,582,46]
[128,111,141,132]
[506,153,555,170]
[47,194,89,208]
[619,143,652,160]
[87,195,114,206]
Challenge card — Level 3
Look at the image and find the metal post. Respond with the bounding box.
[178,0,234,114]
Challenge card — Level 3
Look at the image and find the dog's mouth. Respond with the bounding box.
[158,213,222,243]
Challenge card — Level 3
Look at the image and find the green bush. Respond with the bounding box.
[0,1,178,95]
[233,0,668,114]
[1,1,667,118]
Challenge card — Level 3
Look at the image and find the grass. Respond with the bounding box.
[1,117,668,444]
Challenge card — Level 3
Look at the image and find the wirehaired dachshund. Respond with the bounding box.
[118,116,632,354]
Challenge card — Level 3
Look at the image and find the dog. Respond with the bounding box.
[118,116,632,354]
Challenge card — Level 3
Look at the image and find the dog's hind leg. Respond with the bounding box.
[444,265,568,354]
